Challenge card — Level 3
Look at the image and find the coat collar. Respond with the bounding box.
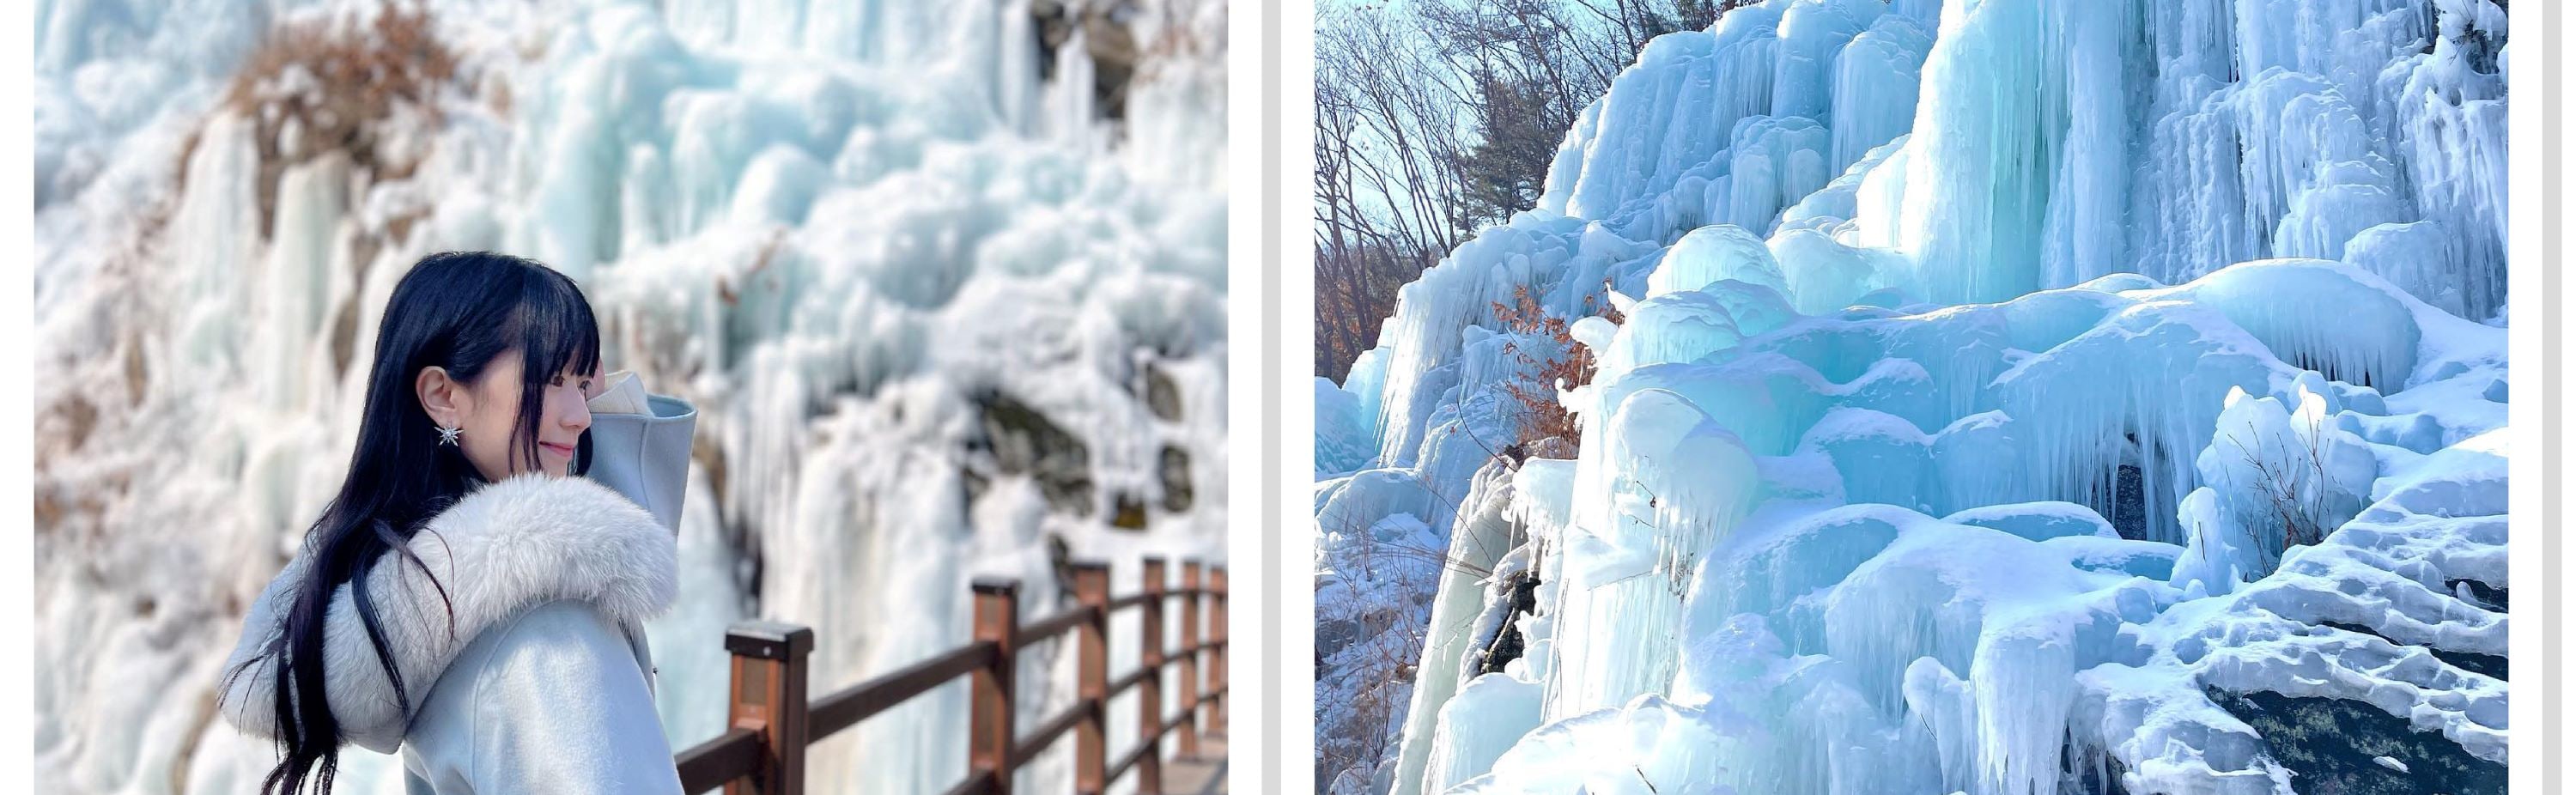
[217,474,677,752]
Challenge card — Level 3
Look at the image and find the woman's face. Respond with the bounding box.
[417,350,600,480]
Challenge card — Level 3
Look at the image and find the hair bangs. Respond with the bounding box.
[507,267,604,386]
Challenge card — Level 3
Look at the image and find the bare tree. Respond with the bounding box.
[1315,4,1471,379]
[1314,0,1726,380]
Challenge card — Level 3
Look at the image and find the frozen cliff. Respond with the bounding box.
[1316,1,2509,793]
[33,1,1227,793]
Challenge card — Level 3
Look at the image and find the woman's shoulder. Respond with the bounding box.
[401,476,675,706]
[408,474,680,624]
[472,600,645,654]
[443,600,652,689]
[219,475,677,753]
[404,600,677,793]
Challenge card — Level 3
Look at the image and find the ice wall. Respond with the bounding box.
[33,2,1227,794]
[1321,1,2510,793]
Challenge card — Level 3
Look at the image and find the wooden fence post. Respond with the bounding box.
[970,579,1020,795]
[725,622,813,795]
[1073,562,1111,795]
[1138,556,1167,795]
[1209,565,1227,731]
[1177,561,1202,759]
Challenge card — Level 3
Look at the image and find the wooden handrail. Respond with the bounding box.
[676,557,1227,795]
[676,729,762,793]
[938,770,998,795]
[1011,699,1091,768]
[1106,666,1153,697]
[969,579,1017,795]
[1014,604,1097,646]
[809,640,997,738]
[1105,738,1157,785]
[1073,561,1109,795]
[1134,557,1166,794]
[1206,565,1226,731]
[722,622,810,795]
[1177,561,1201,760]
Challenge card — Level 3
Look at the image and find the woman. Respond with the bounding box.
[217,252,685,795]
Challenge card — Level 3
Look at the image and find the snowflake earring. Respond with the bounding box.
[436,424,463,446]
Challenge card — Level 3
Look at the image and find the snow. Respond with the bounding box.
[1449,695,1741,795]
[2083,434,2509,787]
[1418,672,1543,794]
[34,2,1225,794]
[1384,465,1525,795]
[1319,0,2512,793]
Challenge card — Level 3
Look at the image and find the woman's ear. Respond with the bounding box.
[416,366,467,428]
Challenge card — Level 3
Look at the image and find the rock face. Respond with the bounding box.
[1145,361,1185,421]
[973,389,1097,516]
[2210,689,2506,795]
[1159,444,1194,513]
[1032,0,1140,121]
[1471,570,1540,677]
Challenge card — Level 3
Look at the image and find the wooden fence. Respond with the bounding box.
[671,556,1228,795]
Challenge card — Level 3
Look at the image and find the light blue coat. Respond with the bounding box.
[397,600,681,794]
[220,475,686,795]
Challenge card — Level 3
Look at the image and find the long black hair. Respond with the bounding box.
[234,252,602,795]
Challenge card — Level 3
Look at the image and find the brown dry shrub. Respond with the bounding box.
[1490,282,1623,459]
[223,3,455,237]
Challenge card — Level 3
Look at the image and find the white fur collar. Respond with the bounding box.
[217,474,677,753]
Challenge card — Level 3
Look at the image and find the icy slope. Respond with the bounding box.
[1316,1,2508,793]
[33,2,1225,794]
